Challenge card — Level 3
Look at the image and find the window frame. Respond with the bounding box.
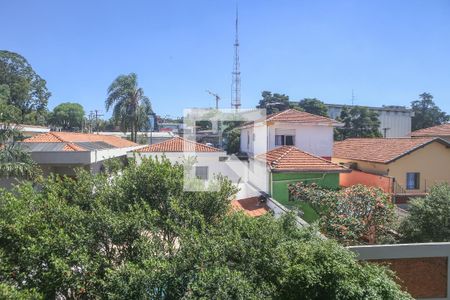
[195,166,209,180]
[406,172,420,190]
[275,134,295,146]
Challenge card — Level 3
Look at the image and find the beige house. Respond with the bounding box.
[333,138,450,196]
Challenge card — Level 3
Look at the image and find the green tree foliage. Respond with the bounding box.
[0,50,50,124]
[0,104,41,180]
[256,91,290,114]
[400,183,450,242]
[335,106,382,140]
[49,102,85,131]
[0,158,411,299]
[298,98,329,117]
[411,92,449,131]
[289,183,397,245]
[106,73,152,142]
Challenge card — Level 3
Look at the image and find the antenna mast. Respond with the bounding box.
[231,6,241,110]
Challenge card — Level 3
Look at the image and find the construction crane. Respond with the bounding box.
[206,90,221,109]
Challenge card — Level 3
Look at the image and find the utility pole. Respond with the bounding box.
[206,90,221,109]
[92,110,103,134]
[231,5,241,110]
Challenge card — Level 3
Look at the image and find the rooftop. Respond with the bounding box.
[242,109,341,128]
[136,136,221,153]
[411,123,450,137]
[257,146,348,172]
[333,137,449,164]
[21,132,138,151]
[231,197,269,217]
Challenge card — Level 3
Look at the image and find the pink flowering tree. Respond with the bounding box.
[288,183,397,245]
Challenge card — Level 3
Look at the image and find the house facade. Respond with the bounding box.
[20,132,141,176]
[253,146,349,203]
[130,137,242,183]
[333,138,450,199]
[240,109,342,159]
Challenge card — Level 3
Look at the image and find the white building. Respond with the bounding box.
[130,137,243,183]
[240,109,342,159]
[326,104,413,138]
[20,132,142,176]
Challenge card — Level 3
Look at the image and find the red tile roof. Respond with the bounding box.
[23,132,138,151]
[257,146,348,172]
[411,123,450,137]
[333,137,449,164]
[136,137,221,153]
[243,109,341,128]
[231,197,269,217]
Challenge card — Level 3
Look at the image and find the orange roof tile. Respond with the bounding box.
[136,137,221,153]
[243,109,341,128]
[411,123,450,137]
[231,197,269,217]
[23,132,138,149]
[333,137,449,164]
[257,146,348,172]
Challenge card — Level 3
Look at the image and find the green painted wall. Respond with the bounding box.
[271,172,339,203]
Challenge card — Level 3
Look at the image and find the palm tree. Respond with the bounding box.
[0,125,40,180]
[105,73,152,142]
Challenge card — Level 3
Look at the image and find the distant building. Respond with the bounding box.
[20,132,142,176]
[98,131,176,145]
[240,109,342,159]
[411,123,450,142]
[0,123,50,138]
[326,104,414,138]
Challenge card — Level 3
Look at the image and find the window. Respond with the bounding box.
[406,172,420,190]
[195,166,208,180]
[275,135,295,146]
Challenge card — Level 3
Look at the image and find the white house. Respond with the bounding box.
[130,137,243,183]
[19,132,143,176]
[240,109,342,159]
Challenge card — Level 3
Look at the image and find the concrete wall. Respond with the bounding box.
[349,243,450,299]
[271,172,340,202]
[339,169,393,193]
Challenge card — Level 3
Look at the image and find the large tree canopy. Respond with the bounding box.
[400,183,450,243]
[106,73,152,142]
[411,92,449,131]
[49,102,85,131]
[298,98,329,117]
[0,50,50,124]
[0,158,411,299]
[335,106,382,140]
[256,91,291,115]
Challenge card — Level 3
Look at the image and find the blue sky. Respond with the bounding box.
[2,0,450,118]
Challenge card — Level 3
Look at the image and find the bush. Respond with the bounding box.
[0,158,411,298]
[289,183,397,245]
[400,183,450,242]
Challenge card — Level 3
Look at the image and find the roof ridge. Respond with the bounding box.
[49,132,66,142]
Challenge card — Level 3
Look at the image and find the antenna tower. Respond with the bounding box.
[231,6,241,110]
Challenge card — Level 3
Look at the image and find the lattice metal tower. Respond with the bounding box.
[231,6,241,110]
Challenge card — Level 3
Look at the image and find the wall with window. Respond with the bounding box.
[388,141,450,193]
[268,123,334,157]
